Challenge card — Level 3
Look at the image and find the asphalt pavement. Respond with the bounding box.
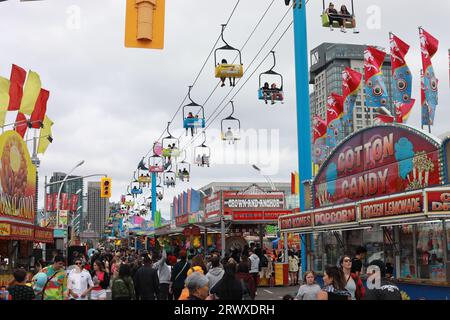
[255,285,299,300]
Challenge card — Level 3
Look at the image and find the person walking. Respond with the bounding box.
[295,271,321,300]
[339,255,365,300]
[133,254,159,300]
[351,246,367,277]
[363,260,402,300]
[317,266,351,300]
[90,260,109,300]
[206,255,224,293]
[288,250,300,286]
[67,258,94,300]
[111,264,136,300]
[235,262,256,300]
[210,262,243,300]
[40,255,68,300]
[7,268,35,300]
[153,250,171,300]
[170,250,190,300]
[248,249,260,292]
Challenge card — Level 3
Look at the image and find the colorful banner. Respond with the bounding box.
[58,210,68,229]
[280,213,313,231]
[364,46,389,109]
[37,116,53,154]
[342,67,362,132]
[420,28,439,126]
[390,33,413,105]
[231,210,291,222]
[312,115,328,165]
[326,93,344,149]
[204,193,221,218]
[30,88,49,128]
[314,205,357,227]
[426,189,450,214]
[0,77,10,127]
[223,193,284,210]
[175,214,189,227]
[375,99,415,124]
[0,131,36,223]
[34,226,54,243]
[360,192,423,220]
[291,172,299,195]
[313,125,441,208]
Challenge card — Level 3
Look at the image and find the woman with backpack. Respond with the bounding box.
[111,263,136,300]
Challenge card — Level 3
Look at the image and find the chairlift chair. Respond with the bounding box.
[258,51,284,104]
[163,170,176,188]
[194,132,211,167]
[149,154,165,173]
[321,0,358,33]
[221,101,241,143]
[214,24,244,82]
[183,86,206,136]
[176,150,191,182]
[162,122,181,159]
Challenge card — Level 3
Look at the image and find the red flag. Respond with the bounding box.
[30,89,49,128]
[326,93,344,125]
[364,46,386,81]
[61,193,69,210]
[420,28,439,69]
[52,193,58,211]
[46,194,54,212]
[70,194,79,212]
[342,67,362,98]
[8,64,26,111]
[390,33,410,71]
[14,112,28,138]
[312,115,327,143]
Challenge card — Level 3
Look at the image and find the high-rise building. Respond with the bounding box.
[309,43,394,133]
[86,181,109,237]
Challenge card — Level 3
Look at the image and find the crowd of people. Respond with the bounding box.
[0,244,402,301]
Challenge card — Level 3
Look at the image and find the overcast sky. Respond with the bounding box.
[1,0,448,219]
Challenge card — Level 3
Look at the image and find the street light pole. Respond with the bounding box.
[56,160,85,229]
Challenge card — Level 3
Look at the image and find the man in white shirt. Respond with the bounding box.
[248,250,260,292]
[67,259,94,300]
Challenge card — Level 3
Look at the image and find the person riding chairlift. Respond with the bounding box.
[182,168,190,182]
[186,112,195,137]
[325,2,345,32]
[219,59,235,87]
[262,82,271,104]
[178,169,184,182]
[224,127,234,144]
[270,83,282,105]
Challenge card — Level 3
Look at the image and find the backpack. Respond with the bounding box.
[112,278,132,300]
[240,279,252,300]
[259,255,268,268]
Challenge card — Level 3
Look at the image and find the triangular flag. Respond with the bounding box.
[38,116,53,154]
[8,64,26,111]
[0,77,10,127]
[14,112,28,138]
[30,89,49,128]
[19,70,41,115]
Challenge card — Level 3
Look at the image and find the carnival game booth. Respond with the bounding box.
[204,184,292,286]
[279,124,450,299]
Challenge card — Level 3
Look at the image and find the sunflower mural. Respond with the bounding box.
[0,131,36,222]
